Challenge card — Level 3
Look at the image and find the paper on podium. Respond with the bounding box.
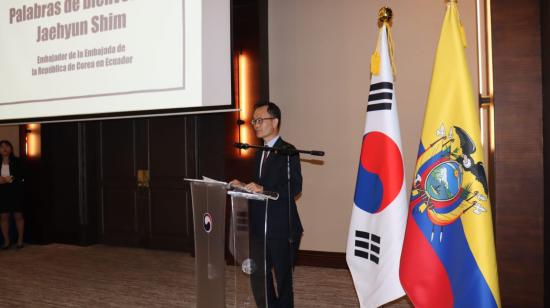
[201,176,228,185]
[200,176,279,200]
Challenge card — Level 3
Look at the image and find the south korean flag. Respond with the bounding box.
[345,20,408,308]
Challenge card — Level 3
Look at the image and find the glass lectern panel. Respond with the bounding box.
[229,192,268,308]
[187,179,270,308]
[189,181,227,308]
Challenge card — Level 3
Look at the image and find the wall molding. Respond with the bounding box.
[296,250,348,269]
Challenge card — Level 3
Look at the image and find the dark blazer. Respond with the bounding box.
[249,138,303,239]
[8,157,25,184]
[0,157,25,212]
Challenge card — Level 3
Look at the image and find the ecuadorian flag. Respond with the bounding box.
[399,1,501,307]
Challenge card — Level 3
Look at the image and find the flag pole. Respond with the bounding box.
[376,6,396,76]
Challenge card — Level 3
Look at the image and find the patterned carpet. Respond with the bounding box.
[0,244,411,307]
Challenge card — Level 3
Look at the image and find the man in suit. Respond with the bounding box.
[231,101,303,308]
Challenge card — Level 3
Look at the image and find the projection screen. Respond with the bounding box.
[0,0,232,123]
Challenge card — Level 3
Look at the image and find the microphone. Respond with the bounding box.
[234,142,250,149]
[310,150,325,156]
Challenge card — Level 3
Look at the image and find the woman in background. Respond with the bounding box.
[0,140,25,249]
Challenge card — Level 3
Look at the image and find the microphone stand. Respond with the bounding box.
[234,142,324,157]
[286,154,293,295]
[235,142,324,302]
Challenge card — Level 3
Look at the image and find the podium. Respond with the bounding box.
[187,179,277,308]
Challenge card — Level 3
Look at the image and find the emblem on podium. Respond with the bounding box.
[203,213,213,233]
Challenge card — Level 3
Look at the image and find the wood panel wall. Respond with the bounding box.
[542,4,550,305]
[492,0,544,306]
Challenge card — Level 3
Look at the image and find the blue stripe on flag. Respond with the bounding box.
[412,208,498,308]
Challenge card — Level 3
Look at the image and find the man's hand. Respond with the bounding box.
[245,182,264,193]
[0,176,13,184]
[229,179,245,188]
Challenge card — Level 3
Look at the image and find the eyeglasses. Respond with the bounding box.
[250,117,275,125]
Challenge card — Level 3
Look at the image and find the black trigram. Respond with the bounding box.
[354,230,381,264]
[367,82,393,112]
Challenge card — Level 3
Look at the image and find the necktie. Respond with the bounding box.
[260,150,269,178]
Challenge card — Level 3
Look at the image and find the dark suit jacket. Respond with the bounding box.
[249,138,303,239]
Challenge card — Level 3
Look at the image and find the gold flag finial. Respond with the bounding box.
[371,6,397,77]
[378,6,393,27]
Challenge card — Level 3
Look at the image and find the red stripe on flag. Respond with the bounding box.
[400,214,453,308]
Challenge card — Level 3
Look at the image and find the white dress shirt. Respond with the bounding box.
[1,163,10,177]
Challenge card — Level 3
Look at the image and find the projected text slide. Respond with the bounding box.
[1,0,185,105]
[0,0,235,122]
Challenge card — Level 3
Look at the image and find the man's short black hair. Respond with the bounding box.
[254,101,281,129]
